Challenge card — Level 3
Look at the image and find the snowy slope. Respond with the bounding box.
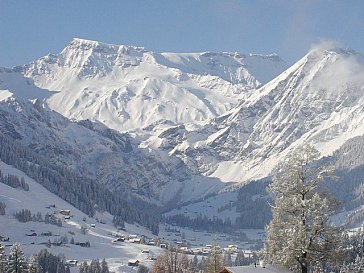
[162,45,364,183]
[0,160,164,273]
[19,38,286,132]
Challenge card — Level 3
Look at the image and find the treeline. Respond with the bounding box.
[164,179,272,233]
[0,169,29,190]
[164,214,234,234]
[0,243,70,273]
[0,201,5,215]
[0,243,110,273]
[151,245,259,273]
[14,209,62,226]
[79,259,110,273]
[0,131,160,234]
[235,179,272,229]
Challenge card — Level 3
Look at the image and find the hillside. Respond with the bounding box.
[0,160,164,273]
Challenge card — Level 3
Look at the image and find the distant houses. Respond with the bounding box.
[219,264,291,273]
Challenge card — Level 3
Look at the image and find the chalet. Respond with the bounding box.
[112,237,124,243]
[128,259,140,266]
[76,241,90,248]
[65,260,78,266]
[141,249,149,254]
[219,264,291,273]
[227,245,238,252]
[0,235,9,241]
[133,238,141,244]
[59,210,71,216]
[26,232,37,237]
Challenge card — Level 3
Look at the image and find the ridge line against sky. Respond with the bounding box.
[1,0,364,68]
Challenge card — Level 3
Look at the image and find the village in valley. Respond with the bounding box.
[0,162,265,272]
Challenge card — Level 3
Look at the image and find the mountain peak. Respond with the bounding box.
[63,37,147,55]
[306,41,361,60]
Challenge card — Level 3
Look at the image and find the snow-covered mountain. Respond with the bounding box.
[3,40,364,222]
[0,76,226,206]
[160,45,364,184]
[18,38,287,132]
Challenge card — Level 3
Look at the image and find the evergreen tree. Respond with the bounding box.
[0,245,8,273]
[79,261,89,273]
[28,256,39,273]
[265,145,345,273]
[101,258,109,273]
[0,201,6,215]
[7,243,28,273]
[90,259,101,273]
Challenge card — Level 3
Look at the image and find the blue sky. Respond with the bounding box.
[1,0,363,67]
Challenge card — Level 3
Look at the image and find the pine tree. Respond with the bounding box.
[79,261,89,273]
[0,245,8,273]
[265,145,345,273]
[90,259,101,273]
[28,256,39,273]
[7,243,28,273]
[101,259,109,273]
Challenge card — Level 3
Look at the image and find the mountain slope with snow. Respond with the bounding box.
[0,160,164,273]
[162,45,364,183]
[19,38,286,132]
[0,75,225,205]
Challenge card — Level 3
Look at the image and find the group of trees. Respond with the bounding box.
[0,243,110,273]
[0,243,71,273]
[13,209,62,226]
[150,244,254,273]
[235,179,272,229]
[164,214,234,234]
[79,259,109,273]
[151,245,190,273]
[0,131,160,234]
[0,170,29,191]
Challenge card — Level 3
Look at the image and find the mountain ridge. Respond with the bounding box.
[16,38,287,132]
